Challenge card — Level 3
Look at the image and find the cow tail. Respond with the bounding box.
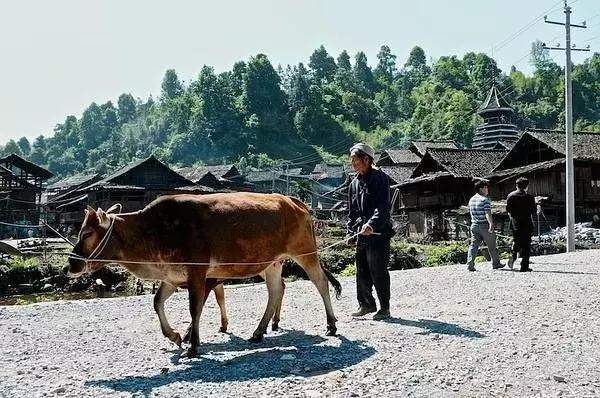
[310,218,342,300]
[322,265,342,299]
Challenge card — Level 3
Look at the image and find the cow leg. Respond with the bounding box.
[272,278,285,331]
[213,284,229,333]
[183,280,226,342]
[182,268,208,358]
[293,253,337,336]
[250,262,283,342]
[153,282,182,347]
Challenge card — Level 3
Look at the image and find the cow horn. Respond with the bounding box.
[87,205,96,213]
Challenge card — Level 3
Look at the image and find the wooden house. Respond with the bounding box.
[487,128,600,229]
[175,164,251,191]
[375,140,458,186]
[54,155,215,232]
[0,154,54,238]
[392,148,507,238]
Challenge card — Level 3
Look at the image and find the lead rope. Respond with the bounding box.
[68,229,372,267]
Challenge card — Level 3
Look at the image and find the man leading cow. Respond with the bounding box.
[347,142,394,321]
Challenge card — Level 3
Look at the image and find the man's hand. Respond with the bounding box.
[360,224,374,236]
[488,224,495,234]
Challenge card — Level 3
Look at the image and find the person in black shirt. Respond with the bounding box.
[506,177,536,272]
[347,143,393,320]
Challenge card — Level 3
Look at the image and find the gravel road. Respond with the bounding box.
[1,250,600,397]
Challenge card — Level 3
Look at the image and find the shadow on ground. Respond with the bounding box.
[85,330,375,396]
[382,318,485,338]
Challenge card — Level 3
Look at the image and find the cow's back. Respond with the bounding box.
[141,193,314,263]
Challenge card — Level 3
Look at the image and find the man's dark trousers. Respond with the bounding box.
[356,234,391,310]
[512,227,532,269]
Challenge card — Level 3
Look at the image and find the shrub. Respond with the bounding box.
[424,243,468,267]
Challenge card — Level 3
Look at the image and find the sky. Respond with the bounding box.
[0,0,598,144]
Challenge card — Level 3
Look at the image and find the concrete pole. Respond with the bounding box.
[564,4,576,252]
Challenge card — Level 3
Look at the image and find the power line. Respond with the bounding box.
[492,0,564,53]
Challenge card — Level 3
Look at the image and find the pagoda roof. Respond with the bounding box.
[477,85,513,114]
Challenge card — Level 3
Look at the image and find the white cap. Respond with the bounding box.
[349,143,375,159]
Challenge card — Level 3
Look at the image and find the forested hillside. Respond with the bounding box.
[4,42,600,178]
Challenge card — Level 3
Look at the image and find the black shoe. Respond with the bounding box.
[373,309,390,321]
[467,264,476,272]
[351,306,377,317]
[492,263,505,269]
[519,267,532,272]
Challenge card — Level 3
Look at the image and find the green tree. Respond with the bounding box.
[161,69,183,99]
[374,45,397,85]
[79,102,105,150]
[309,45,337,85]
[117,93,137,125]
[353,51,377,96]
[29,135,47,165]
[17,137,31,156]
[242,54,292,145]
[3,139,22,156]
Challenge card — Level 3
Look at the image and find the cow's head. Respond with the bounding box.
[65,206,116,277]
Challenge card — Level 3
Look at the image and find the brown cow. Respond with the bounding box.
[66,193,340,357]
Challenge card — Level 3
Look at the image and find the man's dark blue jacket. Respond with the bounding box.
[346,168,393,235]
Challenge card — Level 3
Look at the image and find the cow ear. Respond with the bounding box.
[97,209,110,229]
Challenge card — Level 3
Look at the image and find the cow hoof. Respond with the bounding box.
[180,347,197,359]
[248,334,263,343]
[219,326,228,333]
[272,323,279,331]
[326,326,337,336]
[170,333,182,348]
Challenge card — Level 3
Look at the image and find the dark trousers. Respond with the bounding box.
[356,235,391,310]
[512,228,532,270]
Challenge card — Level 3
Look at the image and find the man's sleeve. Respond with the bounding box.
[347,182,358,234]
[506,194,513,215]
[530,195,537,216]
[484,197,492,213]
[366,173,391,231]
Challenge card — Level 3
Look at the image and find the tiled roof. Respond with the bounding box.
[175,164,239,182]
[477,85,512,113]
[380,166,416,185]
[310,163,349,180]
[526,129,600,161]
[411,140,458,156]
[425,148,508,178]
[377,149,421,165]
[246,170,276,183]
[47,173,100,190]
[0,153,54,179]
[86,155,193,190]
[487,158,565,179]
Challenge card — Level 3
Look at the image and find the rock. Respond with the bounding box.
[554,375,567,383]
[280,354,296,361]
[161,367,169,374]
[53,387,66,394]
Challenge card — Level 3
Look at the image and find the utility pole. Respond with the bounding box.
[543,1,590,252]
[271,168,276,193]
[285,162,290,196]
